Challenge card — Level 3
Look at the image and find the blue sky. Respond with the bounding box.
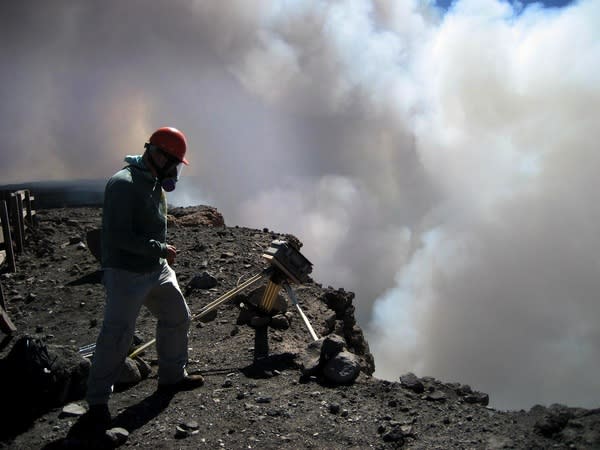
[436,0,575,9]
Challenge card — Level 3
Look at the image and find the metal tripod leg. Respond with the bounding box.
[253,325,269,361]
[193,269,271,321]
[283,282,319,341]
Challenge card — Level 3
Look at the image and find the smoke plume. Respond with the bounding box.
[1,0,599,409]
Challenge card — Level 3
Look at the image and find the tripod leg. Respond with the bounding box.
[253,325,269,361]
[193,270,270,321]
[283,283,319,341]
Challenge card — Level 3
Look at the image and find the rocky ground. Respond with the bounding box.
[0,206,599,449]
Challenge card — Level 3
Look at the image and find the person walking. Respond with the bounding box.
[83,127,203,428]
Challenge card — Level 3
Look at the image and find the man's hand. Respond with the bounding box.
[166,244,177,266]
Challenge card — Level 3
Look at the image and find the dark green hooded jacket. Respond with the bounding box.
[101,155,168,272]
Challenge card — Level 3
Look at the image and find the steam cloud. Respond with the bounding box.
[1,0,599,409]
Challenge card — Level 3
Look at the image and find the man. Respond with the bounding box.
[84,127,203,427]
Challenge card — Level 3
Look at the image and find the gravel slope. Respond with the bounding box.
[0,206,598,449]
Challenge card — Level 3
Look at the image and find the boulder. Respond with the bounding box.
[400,372,425,394]
[456,384,473,396]
[60,403,87,417]
[167,206,225,227]
[321,334,346,362]
[534,407,574,437]
[185,272,218,293]
[299,338,324,376]
[134,357,152,379]
[270,314,290,330]
[321,289,354,316]
[1,335,91,407]
[323,311,337,333]
[300,336,362,385]
[382,428,405,444]
[464,391,490,406]
[105,427,129,446]
[323,351,361,384]
[426,390,447,402]
[116,357,141,385]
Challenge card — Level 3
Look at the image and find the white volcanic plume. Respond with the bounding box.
[1,0,599,409]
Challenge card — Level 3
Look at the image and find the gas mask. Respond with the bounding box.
[145,143,184,192]
[158,161,183,192]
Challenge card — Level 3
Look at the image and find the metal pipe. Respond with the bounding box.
[79,343,96,351]
[193,271,267,320]
[128,338,156,359]
[284,283,319,341]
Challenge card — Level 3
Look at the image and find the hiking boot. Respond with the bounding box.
[157,372,204,392]
[68,404,111,437]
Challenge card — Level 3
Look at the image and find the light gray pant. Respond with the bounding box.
[86,262,191,406]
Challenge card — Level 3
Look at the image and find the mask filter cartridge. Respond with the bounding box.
[161,178,177,192]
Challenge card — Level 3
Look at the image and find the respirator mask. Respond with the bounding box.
[145,143,184,192]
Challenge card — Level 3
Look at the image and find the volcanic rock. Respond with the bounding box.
[319,288,375,375]
[116,357,141,385]
[382,427,406,444]
[1,335,90,407]
[185,271,218,293]
[464,391,490,406]
[426,390,447,402]
[134,356,152,379]
[270,314,289,330]
[60,403,87,417]
[105,427,129,446]
[400,372,425,394]
[168,205,225,227]
[323,350,361,384]
[298,334,361,384]
[321,334,346,361]
[299,339,323,377]
[534,405,575,437]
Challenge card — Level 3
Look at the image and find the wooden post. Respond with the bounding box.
[24,190,35,228]
[0,200,16,273]
[0,282,16,334]
[10,193,24,254]
[16,191,26,246]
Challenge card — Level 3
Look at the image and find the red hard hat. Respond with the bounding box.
[149,127,189,165]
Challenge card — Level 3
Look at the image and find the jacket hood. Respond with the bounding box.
[124,155,146,169]
[123,154,157,185]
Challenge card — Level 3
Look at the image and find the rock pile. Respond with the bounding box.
[399,372,490,406]
[0,333,154,435]
[0,335,90,439]
[299,334,362,384]
[320,288,375,375]
[531,403,600,444]
[1,335,90,408]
